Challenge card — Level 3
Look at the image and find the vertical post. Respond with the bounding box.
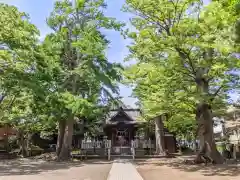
[149,138,152,155]
[132,147,135,160]
[112,130,114,147]
[108,140,111,160]
[108,148,111,160]
[134,135,139,148]
[129,128,131,146]
[81,140,84,160]
[104,137,111,160]
[103,136,107,157]
[131,140,135,160]
[233,144,237,160]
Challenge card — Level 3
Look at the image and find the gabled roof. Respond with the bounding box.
[105,107,142,125]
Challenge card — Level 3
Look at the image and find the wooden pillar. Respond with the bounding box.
[111,128,114,146]
[133,126,137,139]
[128,128,131,145]
[130,126,133,140]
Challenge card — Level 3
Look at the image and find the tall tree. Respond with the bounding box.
[124,61,197,154]
[0,3,57,155]
[45,0,123,160]
[0,3,38,110]
[123,0,240,163]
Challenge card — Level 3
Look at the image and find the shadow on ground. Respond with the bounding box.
[0,158,112,176]
[134,156,240,177]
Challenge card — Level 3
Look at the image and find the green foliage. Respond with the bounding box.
[40,0,124,126]
[0,4,53,134]
[0,0,124,144]
[123,0,240,137]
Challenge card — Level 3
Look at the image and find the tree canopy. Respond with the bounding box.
[0,1,124,159]
[123,0,240,163]
[1,0,239,163]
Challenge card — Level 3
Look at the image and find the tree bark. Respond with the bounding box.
[195,102,224,164]
[58,118,74,161]
[3,124,9,152]
[193,139,197,153]
[26,133,32,157]
[155,115,166,155]
[56,120,66,156]
[18,130,28,157]
[194,67,224,164]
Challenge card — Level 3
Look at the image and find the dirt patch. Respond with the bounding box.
[0,158,112,180]
[135,157,240,180]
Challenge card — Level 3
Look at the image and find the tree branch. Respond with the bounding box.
[210,85,223,101]
[129,2,197,78]
[175,47,196,75]
[7,96,16,109]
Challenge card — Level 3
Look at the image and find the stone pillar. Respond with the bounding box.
[233,144,237,160]
[132,144,135,160]
[108,148,111,160]
[134,135,139,148]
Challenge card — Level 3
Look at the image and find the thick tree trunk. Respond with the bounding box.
[195,103,224,164]
[194,67,224,164]
[155,115,166,155]
[58,118,74,161]
[56,120,66,156]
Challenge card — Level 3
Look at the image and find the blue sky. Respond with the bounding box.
[1,0,239,107]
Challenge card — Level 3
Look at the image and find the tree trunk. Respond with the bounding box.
[155,115,166,155]
[58,118,74,161]
[195,102,224,164]
[193,139,197,153]
[56,120,66,156]
[3,124,9,152]
[194,67,224,164]
[18,131,28,157]
[26,133,32,157]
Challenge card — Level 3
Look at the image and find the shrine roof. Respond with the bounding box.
[105,107,143,125]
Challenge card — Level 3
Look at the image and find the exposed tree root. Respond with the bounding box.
[184,153,223,166]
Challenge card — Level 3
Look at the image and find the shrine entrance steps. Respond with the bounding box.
[110,155,133,159]
[110,146,133,159]
[111,146,132,155]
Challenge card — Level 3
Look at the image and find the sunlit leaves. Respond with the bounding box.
[123,0,240,137]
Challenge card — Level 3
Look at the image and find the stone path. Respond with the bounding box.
[107,159,143,180]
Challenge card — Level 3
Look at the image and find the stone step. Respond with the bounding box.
[107,159,143,180]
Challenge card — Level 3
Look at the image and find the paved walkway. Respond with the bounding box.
[107,159,143,180]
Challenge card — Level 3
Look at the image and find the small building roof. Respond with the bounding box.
[105,107,142,125]
[104,107,175,135]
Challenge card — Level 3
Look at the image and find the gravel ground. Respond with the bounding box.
[0,159,112,180]
[135,157,240,180]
